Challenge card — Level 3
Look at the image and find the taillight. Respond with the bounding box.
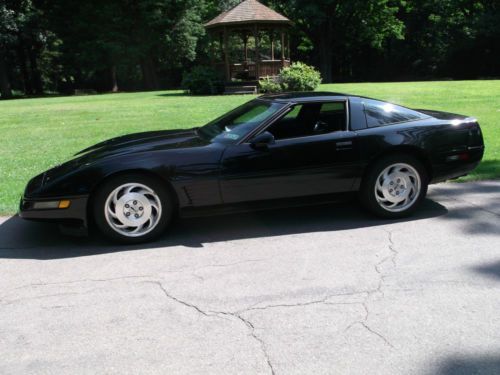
[446,152,469,162]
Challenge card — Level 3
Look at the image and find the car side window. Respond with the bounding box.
[363,99,427,127]
[267,102,347,140]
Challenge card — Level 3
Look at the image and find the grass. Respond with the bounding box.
[0,80,499,215]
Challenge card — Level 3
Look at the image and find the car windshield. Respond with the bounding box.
[198,99,285,144]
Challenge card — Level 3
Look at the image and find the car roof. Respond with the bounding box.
[259,91,353,103]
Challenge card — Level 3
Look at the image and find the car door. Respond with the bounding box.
[219,100,361,204]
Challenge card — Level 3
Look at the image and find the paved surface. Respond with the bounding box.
[1,181,500,374]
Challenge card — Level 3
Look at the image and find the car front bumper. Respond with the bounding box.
[19,195,89,227]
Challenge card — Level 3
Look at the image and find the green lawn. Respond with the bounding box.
[0,80,499,215]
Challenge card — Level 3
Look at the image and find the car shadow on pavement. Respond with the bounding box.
[0,199,447,260]
[430,355,500,375]
[471,261,500,281]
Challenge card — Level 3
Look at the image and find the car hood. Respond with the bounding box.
[75,128,206,158]
[24,128,209,197]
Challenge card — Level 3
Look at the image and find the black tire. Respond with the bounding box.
[92,173,173,244]
[360,154,428,219]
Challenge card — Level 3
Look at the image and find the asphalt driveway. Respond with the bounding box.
[1,181,500,374]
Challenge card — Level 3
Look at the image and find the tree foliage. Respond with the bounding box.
[270,0,405,81]
[0,0,499,98]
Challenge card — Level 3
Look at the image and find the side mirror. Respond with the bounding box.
[250,131,275,150]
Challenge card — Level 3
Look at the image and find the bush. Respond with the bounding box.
[182,66,224,95]
[258,76,282,93]
[258,62,322,93]
[280,62,322,92]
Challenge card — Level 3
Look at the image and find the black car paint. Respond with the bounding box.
[19,92,484,227]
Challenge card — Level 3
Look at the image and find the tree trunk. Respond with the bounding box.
[316,17,335,83]
[28,46,43,94]
[318,36,333,83]
[110,66,118,92]
[17,36,32,95]
[0,56,12,99]
[140,56,159,90]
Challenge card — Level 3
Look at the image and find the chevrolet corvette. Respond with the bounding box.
[19,92,484,243]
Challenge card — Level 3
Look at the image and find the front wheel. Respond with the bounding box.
[93,174,173,243]
[360,155,428,218]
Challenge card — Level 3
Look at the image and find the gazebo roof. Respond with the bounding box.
[205,0,291,29]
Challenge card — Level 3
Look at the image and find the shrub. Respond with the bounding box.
[280,62,322,92]
[258,76,282,93]
[258,62,322,93]
[182,66,224,95]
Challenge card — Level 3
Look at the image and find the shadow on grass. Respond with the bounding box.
[0,199,447,260]
[156,92,189,97]
[459,160,500,181]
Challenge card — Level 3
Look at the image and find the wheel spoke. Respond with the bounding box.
[112,222,129,229]
[129,224,144,234]
[112,190,120,205]
[382,168,391,181]
[107,205,119,219]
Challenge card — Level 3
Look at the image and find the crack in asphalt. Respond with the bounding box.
[0,291,88,306]
[0,275,158,302]
[238,294,366,314]
[236,314,276,375]
[217,311,276,375]
[2,230,400,364]
[341,228,399,349]
[375,229,399,274]
[147,274,396,360]
[149,280,210,317]
[146,280,276,374]
[0,275,161,304]
[344,302,394,348]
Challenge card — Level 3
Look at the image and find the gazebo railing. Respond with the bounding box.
[215,60,291,81]
[259,59,290,77]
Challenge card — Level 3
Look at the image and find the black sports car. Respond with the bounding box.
[20,92,484,243]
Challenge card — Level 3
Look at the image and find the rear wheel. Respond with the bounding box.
[360,154,428,218]
[93,174,172,243]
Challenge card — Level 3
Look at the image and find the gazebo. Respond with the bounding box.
[205,0,292,88]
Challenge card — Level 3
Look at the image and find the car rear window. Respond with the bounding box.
[363,99,427,127]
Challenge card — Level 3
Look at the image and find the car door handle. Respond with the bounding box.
[336,141,353,150]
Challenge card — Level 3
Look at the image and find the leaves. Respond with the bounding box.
[1,0,499,95]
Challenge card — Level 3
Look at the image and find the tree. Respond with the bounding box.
[383,0,500,79]
[271,0,405,82]
[44,0,207,91]
[0,4,17,98]
[2,0,500,95]
[127,0,206,89]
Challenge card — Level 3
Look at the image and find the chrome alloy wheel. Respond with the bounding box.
[374,163,421,213]
[104,183,162,237]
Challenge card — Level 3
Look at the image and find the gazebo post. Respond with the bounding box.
[243,32,248,62]
[209,32,215,66]
[271,31,275,61]
[223,27,230,81]
[254,26,260,79]
[219,32,224,59]
[287,32,291,61]
[280,30,285,68]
